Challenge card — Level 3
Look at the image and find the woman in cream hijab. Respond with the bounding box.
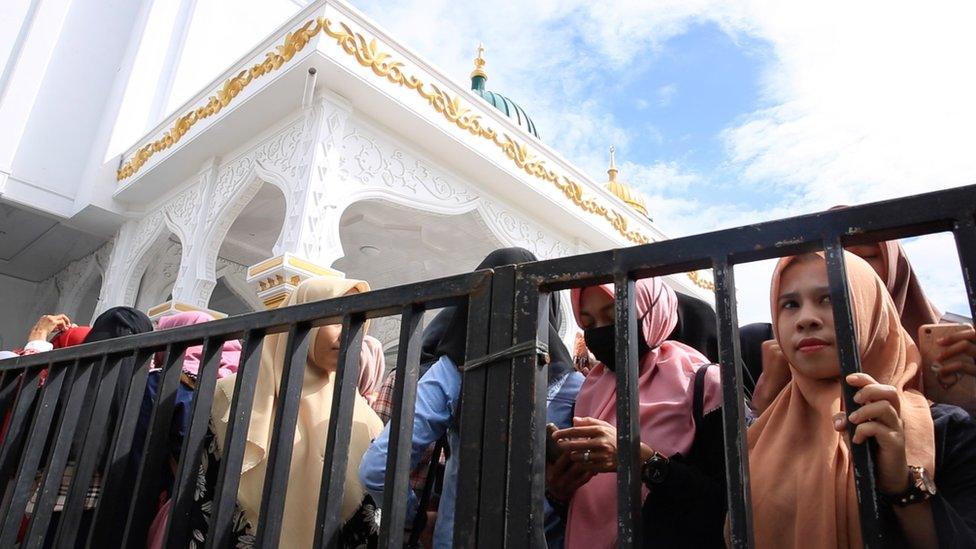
[187,277,384,548]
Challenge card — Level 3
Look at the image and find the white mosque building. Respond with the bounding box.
[0,0,713,353]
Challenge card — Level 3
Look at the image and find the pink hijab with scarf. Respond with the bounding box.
[358,335,385,405]
[155,311,241,379]
[565,277,722,549]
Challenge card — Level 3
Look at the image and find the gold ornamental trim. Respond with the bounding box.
[316,18,714,291]
[263,294,290,309]
[116,15,713,291]
[116,19,323,181]
[247,256,285,278]
[286,255,343,277]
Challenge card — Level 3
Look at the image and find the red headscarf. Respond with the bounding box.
[51,326,91,349]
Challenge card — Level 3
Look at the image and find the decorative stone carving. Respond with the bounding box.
[134,239,183,311]
[339,125,477,208]
[207,117,306,226]
[52,254,101,318]
[131,210,166,261]
[479,200,574,260]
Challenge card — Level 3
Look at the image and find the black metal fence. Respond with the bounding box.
[1,183,974,548]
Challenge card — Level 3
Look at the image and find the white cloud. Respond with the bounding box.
[351,0,976,324]
[657,84,677,107]
[625,160,700,193]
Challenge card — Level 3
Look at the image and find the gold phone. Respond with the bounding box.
[918,323,976,415]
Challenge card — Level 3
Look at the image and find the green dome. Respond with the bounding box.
[469,49,540,139]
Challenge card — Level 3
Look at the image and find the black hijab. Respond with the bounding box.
[738,322,772,397]
[75,306,154,465]
[84,306,154,344]
[433,248,572,382]
[419,307,456,376]
[668,292,719,362]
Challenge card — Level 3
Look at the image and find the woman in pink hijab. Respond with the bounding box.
[358,335,385,405]
[154,311,241,379]
[551,277,726,548]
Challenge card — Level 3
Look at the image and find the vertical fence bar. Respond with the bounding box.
[378,306,424,548]
[255,323,311,547]
[0,361,66,546]
[0,370,20,439]
[477,265,516,548]
[206,330,265,548]
[711,259,754,548]
[164,337,226,546]
[505,279,546,546]
[53,354,123,547]
[122,343,189,546]
[613,272,642,548]
[952,215,976,319]
[0,367,42,483]
[314,314,366,548]
[87,349,152,548]
[453,278,493,548]
[22,357,98,545]
[824,236,885,546]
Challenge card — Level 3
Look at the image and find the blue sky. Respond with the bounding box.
[607,22,775,208]
[347,1,976,323]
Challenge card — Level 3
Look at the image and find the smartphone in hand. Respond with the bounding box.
[919,323,976,415]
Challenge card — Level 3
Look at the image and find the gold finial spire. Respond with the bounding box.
[471,42,488,80]
[607,145,618,182]
[604,145,649,218]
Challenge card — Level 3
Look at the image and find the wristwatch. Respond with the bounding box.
[640,451,670,485]
[878,465,937,507]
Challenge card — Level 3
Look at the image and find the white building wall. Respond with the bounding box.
[0,273,41,350]
[1,0,153,218]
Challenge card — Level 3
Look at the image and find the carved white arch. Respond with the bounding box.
[336,119,575,263]
[201,165,291,283]
[214,259,262,312]
[119,214,184,308]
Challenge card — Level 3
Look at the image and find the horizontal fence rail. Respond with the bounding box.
[0,183,974,548]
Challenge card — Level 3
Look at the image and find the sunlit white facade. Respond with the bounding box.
[0,0,710,351]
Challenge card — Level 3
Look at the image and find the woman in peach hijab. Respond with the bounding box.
[751,237,976,415]
[748,252,976,547]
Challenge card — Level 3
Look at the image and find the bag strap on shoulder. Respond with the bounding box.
[692,363,715,428]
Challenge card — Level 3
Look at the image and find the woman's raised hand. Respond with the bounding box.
[937,325,976,381]
[833,373,910,495]
[28,313,73,342]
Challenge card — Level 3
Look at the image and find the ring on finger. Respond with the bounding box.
[583,449,591,463]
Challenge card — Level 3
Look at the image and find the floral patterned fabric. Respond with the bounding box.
[187,423,379,548]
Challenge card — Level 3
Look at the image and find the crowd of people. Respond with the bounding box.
[1,238,976,548]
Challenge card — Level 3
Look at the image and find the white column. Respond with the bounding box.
[247,92,353,308]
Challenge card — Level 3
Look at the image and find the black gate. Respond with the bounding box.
[1,183,974,548]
